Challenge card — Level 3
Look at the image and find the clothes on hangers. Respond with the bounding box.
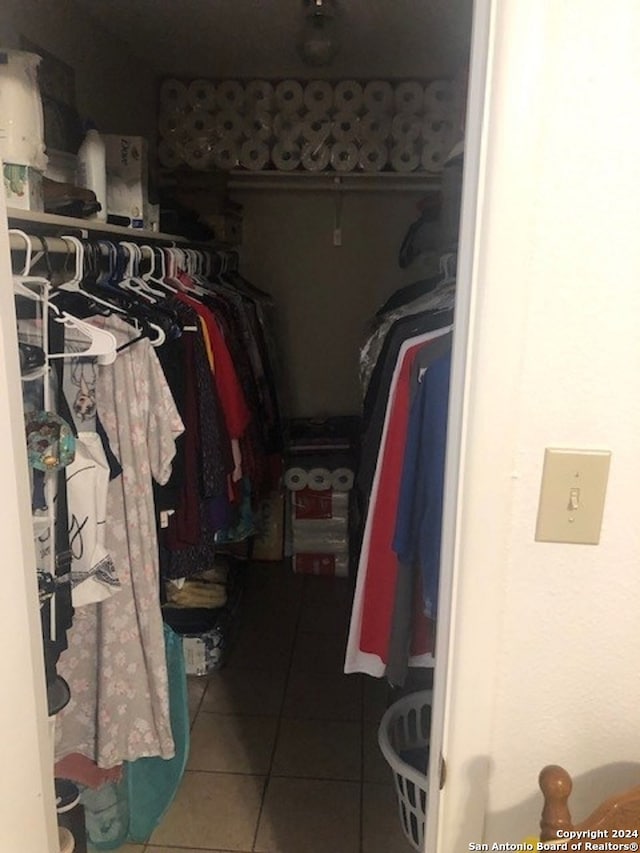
[57,317,184,767]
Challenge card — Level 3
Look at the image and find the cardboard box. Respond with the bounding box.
[103,134,150,227]
[3,163,43,210]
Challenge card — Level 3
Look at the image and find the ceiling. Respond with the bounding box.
[75,0,473,80]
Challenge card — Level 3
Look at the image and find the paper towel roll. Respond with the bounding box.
[246,80,275,110]
[307,468,333,491]
[184,138,213,170]
[391,143,420,173]
[331,468,355,491]
[302,142,330,172]
[334,80,363,112]
[301,111,331,144]
[186,109,216,139]
[284,467,308,491]
[0,51,47,171]
[188,79,217,111]
[245,110,273,142]
[240,139,270,171]
[216,80,245,110]
[331,142,358,172]
[359,112,391,142]
[363,80,394,113]
[358,141,388,172]
[395,81,424,114]
[160,79,189,111]
[275,79,304,113]
[272,141,302,171]
[274,113,302,141]
[424,80,453,118]
[157,138,183,169]
[211,140,239,171]
[215,109,244,141]
[392,112,422,144]
[304,80,334,112]
[158,110,184,138]
[421,139,446,172]
[331,111,360,143]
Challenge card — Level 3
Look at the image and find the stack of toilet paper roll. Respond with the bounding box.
[284,463,355,577]
[157,77,456,174]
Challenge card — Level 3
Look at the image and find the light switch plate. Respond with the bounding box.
[535,448,611,544]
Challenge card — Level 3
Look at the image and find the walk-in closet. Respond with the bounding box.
[0,2,473,852]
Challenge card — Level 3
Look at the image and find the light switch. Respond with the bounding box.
[535,448,611,544]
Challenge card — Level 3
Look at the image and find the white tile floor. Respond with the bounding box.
[107,562,415,853]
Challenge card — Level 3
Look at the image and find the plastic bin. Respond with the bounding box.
[377,690,432,851]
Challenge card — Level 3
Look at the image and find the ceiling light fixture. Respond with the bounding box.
[298,0,340,67]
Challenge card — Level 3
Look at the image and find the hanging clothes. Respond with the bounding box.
[57,316,184,767]
[345,327,452,680]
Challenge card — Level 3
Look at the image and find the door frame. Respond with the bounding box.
[425,0,495,848]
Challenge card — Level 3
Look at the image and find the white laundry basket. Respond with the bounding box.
[377,689,432,851]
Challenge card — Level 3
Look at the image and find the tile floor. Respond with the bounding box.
[111,562,417,853]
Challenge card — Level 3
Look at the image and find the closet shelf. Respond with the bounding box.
[7,207,212,246]
[227,170,442,193]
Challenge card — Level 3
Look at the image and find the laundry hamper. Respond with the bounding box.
[377,690,432,851]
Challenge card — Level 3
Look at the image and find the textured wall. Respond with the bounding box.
[441,0,640,848]
[233,188,434,416]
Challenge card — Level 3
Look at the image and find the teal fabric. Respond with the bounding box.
[126,624,190,842]
[82,624,189,849]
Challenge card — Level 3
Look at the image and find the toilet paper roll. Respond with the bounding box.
[275,79,304,113]
[291,488,349,520]
[307,468,333,491]
[272,141,302,171]
[331,111,360,142]
[240,139,270,171]
[215,109,245,141]
[395,81,424,114]
[304,80,334,112]
[363,80,394,114]
[358,141,388,172]
[421,138,446,172]
[274,113,302,141]
[334,80,363,112]
[422,117,454,148]
[184,138,213,170]
[390,143,420,173]
[246,80,275,110]
[392,112,422,144]
[158,110,184,138]
[186,109,216,139]
[211,139,240,171]
[359,112,392,142]
[245,110,273,142]
[284,467,308,491]
[160,79,189,112]
[187,79,217,111]
[301,111,331,144]
[331,468,355,491]
[301,142,330,172]
[331,142,358,172]
[216,80,245,110]
[424,80,453,118]
[157,138,183,169]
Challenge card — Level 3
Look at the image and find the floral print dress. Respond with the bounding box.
[56,318,184,768]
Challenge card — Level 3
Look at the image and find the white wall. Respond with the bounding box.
[234,188,435,416]
[440,0,640,849]
[0,0,157,138]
